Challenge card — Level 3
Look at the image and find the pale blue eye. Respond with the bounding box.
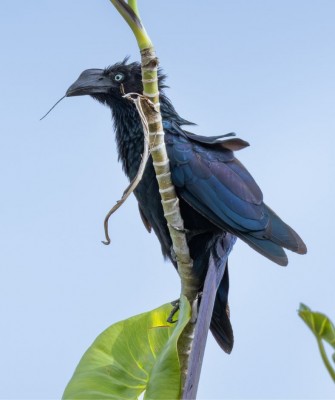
[114,73,124,82]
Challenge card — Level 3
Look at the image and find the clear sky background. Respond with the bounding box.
[1,1,335,399]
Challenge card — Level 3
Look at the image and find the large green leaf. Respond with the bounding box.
[63,297,191,400]
[298,303,335,382]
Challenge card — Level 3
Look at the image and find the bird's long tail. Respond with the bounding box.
[210,265,234,353]
[189,232,235,353]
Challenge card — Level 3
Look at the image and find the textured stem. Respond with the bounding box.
[110,0,201,395]
[137,78,198,301]
[138,50,199,392]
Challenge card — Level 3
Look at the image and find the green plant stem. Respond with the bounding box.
[109,0,199,394]
[317,339,335,382]
[128,0,140,19]
[109,0,151,49]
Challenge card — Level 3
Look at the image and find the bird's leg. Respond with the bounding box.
[167,299,180,324]
[167,292,203,324]
[191,291,203,323]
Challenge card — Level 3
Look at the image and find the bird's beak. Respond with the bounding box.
[66,69,112,97]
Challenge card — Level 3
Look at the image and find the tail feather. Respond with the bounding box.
[210,264,234,353]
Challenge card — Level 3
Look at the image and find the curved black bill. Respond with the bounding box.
[65,69,110,97]
[40,69,111,120]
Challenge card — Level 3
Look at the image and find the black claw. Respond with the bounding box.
[167,299,180,323]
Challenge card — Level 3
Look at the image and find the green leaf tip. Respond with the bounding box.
[62,300,191,400]
[298,303,335,348]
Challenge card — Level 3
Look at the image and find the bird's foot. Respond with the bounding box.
[167,299,180,324]
[190,292,203,323]
[167,292,203,324]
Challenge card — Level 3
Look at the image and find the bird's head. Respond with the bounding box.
[66,57,166,106]
[61,57,193,129]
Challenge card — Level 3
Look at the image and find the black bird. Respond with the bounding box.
[66,59,307,353]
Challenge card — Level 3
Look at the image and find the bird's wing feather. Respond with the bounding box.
[164,120,250,151]
[184,130,250,151]
[165,126,268,233]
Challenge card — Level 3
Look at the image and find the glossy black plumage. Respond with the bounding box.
[66,59,307,353]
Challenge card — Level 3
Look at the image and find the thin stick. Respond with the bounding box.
[40,95,66,120]
[102,93,150,245]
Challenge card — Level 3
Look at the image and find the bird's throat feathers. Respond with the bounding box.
[107,90,193,181]
[111,98,144,180]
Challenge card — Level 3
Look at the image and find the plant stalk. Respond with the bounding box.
[109,0,199,394]
[317,339,335,382]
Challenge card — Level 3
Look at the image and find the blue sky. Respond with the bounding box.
[1,1,335,398]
